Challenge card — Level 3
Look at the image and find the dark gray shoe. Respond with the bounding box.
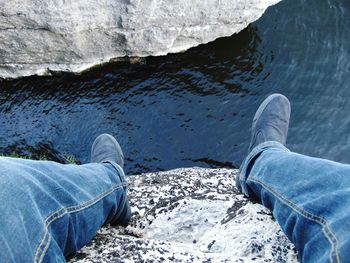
[90,133,124,168]
[248,94,291,152]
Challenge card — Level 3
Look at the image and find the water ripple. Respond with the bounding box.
[0,0,350,173]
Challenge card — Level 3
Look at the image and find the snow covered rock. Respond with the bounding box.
[69,168,298,262]
[0,0,281,79]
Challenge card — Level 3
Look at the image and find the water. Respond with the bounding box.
[0,0,350,174]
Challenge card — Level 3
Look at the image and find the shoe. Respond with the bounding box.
[248,94,291,153]
[90,133,124,168]
[236,94,290,192]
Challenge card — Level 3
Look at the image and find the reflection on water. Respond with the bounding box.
[0,0,350,174]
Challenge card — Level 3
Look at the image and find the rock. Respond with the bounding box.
[69,168,298,262]
[0,0,281,79]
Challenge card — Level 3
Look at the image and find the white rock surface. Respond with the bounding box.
[69,168,298,263]
[0,0,281,79]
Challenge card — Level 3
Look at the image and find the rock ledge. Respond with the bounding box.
[69,168,297,262]
[0,0,281,79]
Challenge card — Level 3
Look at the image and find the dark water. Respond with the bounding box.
[1,0,350,174]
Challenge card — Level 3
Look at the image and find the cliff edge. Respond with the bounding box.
[69,168,297,262]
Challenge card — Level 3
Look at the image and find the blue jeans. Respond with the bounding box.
[0,157,131,263]
[237,141,350,263]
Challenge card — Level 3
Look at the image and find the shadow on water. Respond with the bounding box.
[1,0,350,174]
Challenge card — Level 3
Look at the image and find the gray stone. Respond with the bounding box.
[0,0,281,79]
[69,168,298,262]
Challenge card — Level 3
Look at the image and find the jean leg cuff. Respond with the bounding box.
[238,141,289,197]
[103,161,127,186]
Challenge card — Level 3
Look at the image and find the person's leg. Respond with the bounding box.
[0,134,131,262]
[238,141,350,262]
[237,94,349,263]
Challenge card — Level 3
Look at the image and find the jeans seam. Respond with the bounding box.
[249,178,340,263]
[34,182,127,263]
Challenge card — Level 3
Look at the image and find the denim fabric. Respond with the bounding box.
[237,141,350,263]
[0,157,130,263]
